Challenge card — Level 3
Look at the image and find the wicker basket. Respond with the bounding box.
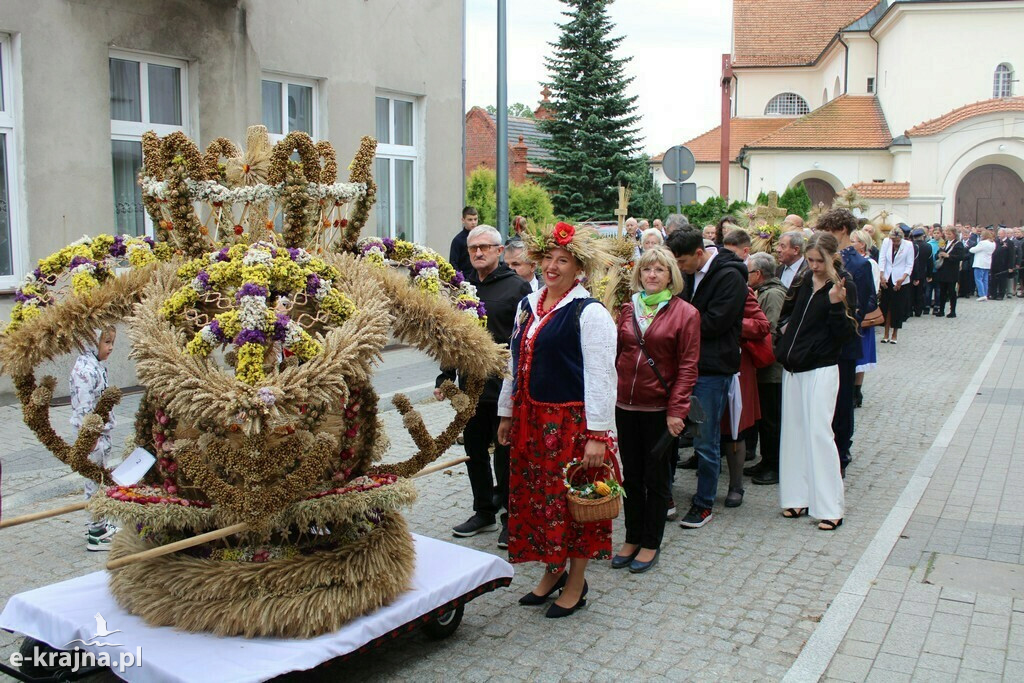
[565,463,622,523]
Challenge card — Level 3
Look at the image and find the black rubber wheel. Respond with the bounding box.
[422,605,464,640]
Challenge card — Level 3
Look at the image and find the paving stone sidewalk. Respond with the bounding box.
[819,305,1024,683]
[0,298,1020,682]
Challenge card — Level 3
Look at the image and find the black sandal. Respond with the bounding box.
[782,507,807,518]
[818,518,843,531]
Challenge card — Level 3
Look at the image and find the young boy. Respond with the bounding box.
[70,326,117,551]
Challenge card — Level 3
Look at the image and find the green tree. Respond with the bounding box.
[626,156,667,222]
[484,103,536,119]
[465,168,497,226]
[680,197,751,228]
[779,182,812,220]
[465,168,556,229]
[537,0,642,220]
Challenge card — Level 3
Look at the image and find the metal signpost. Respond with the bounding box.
[661,145,696,213]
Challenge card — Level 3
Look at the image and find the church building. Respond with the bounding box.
[653,0,1024,227]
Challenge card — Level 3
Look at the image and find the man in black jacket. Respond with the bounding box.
[909,227,934,316]
[447,206,479,280]
[666,230,748,528]
[436,224,532,547]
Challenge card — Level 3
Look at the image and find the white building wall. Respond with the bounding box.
[844,34,878,96]
[875,3,1024,135]
[744,150,893,202]
[734,43,847,117]
[651,162,747,206]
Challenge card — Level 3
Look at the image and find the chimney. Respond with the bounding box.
[511,135,528,184]
[534,86,553,120]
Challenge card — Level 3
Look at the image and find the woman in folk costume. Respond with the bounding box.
[497,221,618,619]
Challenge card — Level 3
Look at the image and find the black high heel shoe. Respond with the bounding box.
[518,571,567,606]
[545,580,588,618]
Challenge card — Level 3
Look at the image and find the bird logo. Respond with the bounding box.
[65,613,123,647]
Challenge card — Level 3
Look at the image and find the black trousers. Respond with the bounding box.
[959,268,975,297]
[462,402,508,519]
[756,381,782,472]
[992,272,1009,299]
[616,407,672,550]
[938,282,958,315]
[911,282,926,316]
[832,358,857,468]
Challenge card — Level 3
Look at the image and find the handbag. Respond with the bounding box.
[741,333,775,369]
[861,307,884,328]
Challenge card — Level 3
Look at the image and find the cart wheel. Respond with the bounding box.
[16,637,93,680]
[422,604,464,640]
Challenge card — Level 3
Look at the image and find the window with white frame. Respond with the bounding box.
[374,94,419,241]
[994,63,1014,98]
[261,74,317,143]
[109,51,188,237]
[0,34,23,288]
[764,92,809,116]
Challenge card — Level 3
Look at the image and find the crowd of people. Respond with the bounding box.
[437,206,1020,618]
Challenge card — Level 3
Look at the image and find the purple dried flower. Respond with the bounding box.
[32,267,43,279]
[209,319,227,343]
[359,242,381,256]
[273,313,289,342]
[214,247,230,262]
[195,271,210,289]
[477,302,487,317]
[236,283,269,301]
[13,291,31,304]
[305,273,322,296]
[143,236,155,246]
[287,248,301,261]
[382,238,395,251]
[234,328,267,346]
[110,236,126,257]
[69,256,92,269]
[452,271,465,286]
[412,259,438,273]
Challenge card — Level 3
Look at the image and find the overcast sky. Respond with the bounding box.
[465,0,734,157]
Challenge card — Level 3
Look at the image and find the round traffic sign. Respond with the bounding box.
[662,145,695,183]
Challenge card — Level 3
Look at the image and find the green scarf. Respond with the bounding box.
[638,288,672,317]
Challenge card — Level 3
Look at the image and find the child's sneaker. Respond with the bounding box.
[86,534,112,552]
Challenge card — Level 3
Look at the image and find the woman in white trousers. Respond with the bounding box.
[773,231,859,531]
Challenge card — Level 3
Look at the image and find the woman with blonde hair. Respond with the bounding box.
[774,231,858,531]
[612,248,699,573]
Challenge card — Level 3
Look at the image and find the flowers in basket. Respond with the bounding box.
[562,458,625,523]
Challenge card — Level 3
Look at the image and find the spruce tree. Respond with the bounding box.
[538,0,642,220]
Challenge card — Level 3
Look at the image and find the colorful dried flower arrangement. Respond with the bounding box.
[5,234,171,334]
[562,459,626,500]
[356,236,487,326]
[161,241,356,385]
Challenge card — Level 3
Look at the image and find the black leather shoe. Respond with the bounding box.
[628,551,659,574]
[751,469,779,485]
[519,572,567,605]
[611,548,639,569]
[724,487,744,508]
[946,313,957,318]
[678,454,698,470]
[545,581,588,618]
[743,461,765,476]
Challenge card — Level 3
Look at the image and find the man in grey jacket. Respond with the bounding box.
[744,252,787,485]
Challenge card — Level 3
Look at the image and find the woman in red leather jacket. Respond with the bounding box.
[612,248,700,574]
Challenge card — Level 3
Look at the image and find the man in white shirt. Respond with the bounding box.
[775,230,807,288]
[503,240,539,291]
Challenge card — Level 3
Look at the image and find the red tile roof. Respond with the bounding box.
[744,96,892,149]
[906,97,1024,136]
[653,118,796,164]
[849,182,909,199]
[733,0,880,67]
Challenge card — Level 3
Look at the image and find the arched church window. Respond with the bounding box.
[994,64,1014,98]
[765,92,810,116]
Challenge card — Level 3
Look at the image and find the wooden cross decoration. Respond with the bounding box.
[614,184,631,237]
[754,191,788,226]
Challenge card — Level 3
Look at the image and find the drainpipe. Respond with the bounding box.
[838,33,849,94]
[869,30,880,95]
[739,150,751,203]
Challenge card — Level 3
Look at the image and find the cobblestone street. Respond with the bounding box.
[1,297,1021,682]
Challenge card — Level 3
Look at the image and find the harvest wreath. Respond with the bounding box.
[0,126,506,638]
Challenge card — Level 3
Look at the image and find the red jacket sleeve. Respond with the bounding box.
[740,287,770,340]
[668,303,701,420]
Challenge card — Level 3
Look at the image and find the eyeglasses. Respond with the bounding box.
[467,244,501,253]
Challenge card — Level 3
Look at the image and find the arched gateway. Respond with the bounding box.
[954,164,1024,227]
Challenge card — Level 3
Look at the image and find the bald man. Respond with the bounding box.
[782,214,804,230]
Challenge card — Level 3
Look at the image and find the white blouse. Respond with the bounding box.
[497,284,617,431]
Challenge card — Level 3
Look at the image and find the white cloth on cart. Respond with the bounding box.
[0,534,513,683]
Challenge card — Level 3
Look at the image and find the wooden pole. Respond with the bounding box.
[104,457,470,570]
[411,456,469,479]
[0,501,88,529]
[106,522,249,570]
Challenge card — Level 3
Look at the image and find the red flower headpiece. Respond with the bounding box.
[553,222,575,246]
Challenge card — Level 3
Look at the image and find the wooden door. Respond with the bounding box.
[955,165,1024,226]
[803,178,837,209]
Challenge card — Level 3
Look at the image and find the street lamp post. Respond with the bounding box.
[496,0,509,240]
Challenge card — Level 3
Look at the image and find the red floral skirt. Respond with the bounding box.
[507,398,612,572]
